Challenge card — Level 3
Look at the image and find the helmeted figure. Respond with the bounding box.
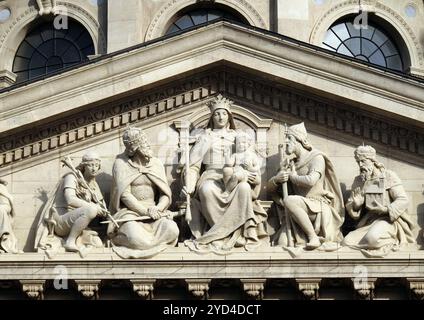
[268,123,344,251]
[35,151,106,255]
[343,145,415,256]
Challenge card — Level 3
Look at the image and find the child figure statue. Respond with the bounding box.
[223,132,260,194]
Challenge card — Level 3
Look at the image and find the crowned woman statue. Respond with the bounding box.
[181,95,269,254]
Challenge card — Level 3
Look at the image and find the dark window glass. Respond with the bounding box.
[165,8,245,35]
[13,19,94,83]
[322,21,404,71]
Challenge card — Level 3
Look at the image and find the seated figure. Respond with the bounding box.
[223,132,261,194]
[343,145,416,256]
[107,127,179,258]
[267,123,344,251]
[0,179,19,253]
[35,152,106,254]
[181,95,269,254]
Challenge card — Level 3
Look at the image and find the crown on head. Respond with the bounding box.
[122,126,147,145]
[208,94,233,114]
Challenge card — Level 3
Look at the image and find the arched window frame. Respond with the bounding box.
[322,17,405,72]
[164,3,249,36]
[12,17,95,83]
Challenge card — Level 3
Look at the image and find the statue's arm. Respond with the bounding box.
[387,184,409,222]
[120,185,148,216]
[267,175,284,206]
[183,134,208,194]
[345,177,365,220]
[289,156,324,187]
[345,194,362,220]
[156,194,170,212]
[63,175,92,208]
[0,194,11,215]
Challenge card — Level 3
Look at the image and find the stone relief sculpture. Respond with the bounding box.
[223,131,261,195]
[181,95,269,254]
[0,179,19,253]
[35,152,106,256]
[342,145,416,257]
[107,127,179,258]
[268,123,345,252]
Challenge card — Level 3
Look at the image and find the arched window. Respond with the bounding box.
[165,7,247,35]
[13,19,95,83]
[322,19,404,72]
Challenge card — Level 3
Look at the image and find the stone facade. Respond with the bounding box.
[0,0,423,299]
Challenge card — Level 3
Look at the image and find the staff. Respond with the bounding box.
[184,126,192,223]
[61,156,119,229]
[280,124,293,247]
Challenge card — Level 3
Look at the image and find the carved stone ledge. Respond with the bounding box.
[0,70,16,89]
[296,278,321,300]
[241,279,266,300]
[20,280,45,300]
[406,278,424,300]
[75,280,101,299]
[131,280,155,299]
[186,279,211,300]
[351,277,377,300]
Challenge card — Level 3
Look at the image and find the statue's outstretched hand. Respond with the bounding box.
[351,187,365,209]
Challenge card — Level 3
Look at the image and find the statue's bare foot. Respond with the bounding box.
[63,241,79,252]
[305,237,321,250]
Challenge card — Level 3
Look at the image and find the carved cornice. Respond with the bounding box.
[186,279,211,299]
[20,280,45,300]
[0,68,423,170]
[131,279,155,299]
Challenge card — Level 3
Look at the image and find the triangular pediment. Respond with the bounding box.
[0,65,423,173]
[1,21,423,133]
